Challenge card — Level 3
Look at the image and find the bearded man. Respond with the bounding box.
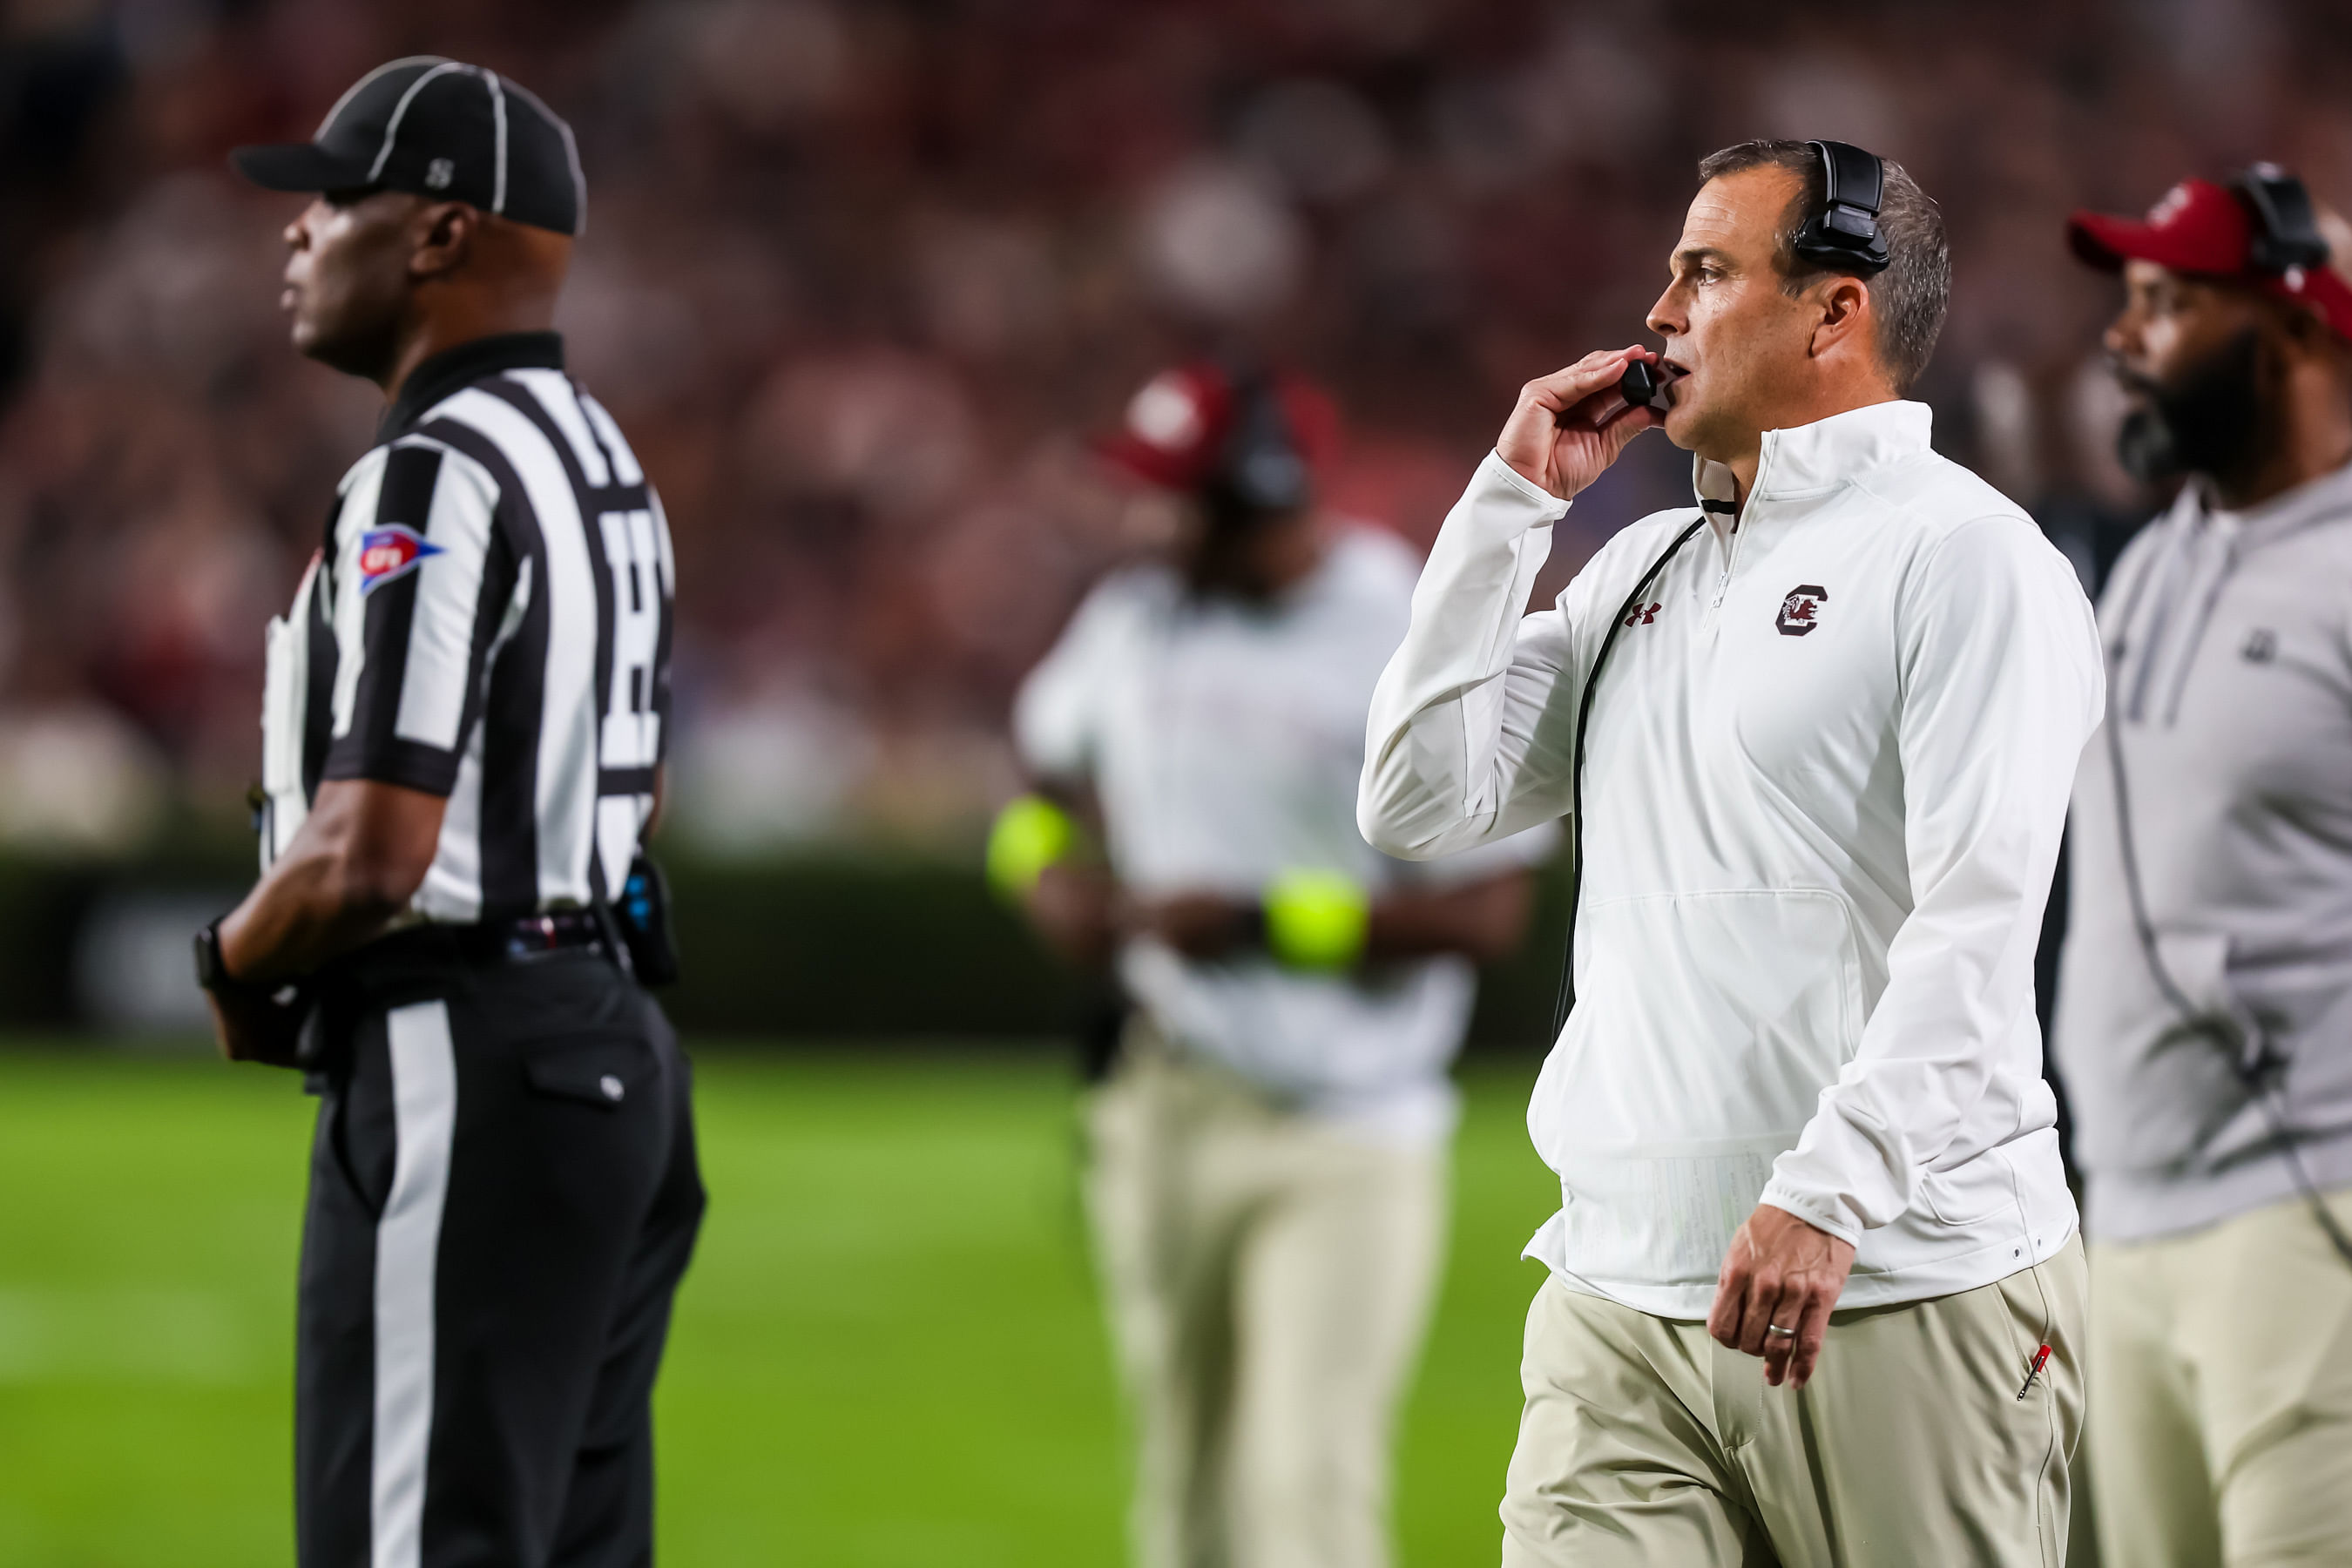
[2058,166,2352,1568]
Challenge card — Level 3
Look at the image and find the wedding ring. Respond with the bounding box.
[1766,1323,1796,1337]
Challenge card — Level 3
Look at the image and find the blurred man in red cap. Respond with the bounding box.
[2058,167,2352,1565]
[990,363,1555,1568]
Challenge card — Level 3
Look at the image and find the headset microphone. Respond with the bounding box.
[1619,358,1662,409]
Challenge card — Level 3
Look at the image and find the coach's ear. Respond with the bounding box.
[409,201,477,282]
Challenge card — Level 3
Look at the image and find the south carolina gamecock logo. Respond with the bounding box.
[1776,584,1828,637]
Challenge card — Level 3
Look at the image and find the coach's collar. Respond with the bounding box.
[382,331,566,438]
[1690,400,1933,527]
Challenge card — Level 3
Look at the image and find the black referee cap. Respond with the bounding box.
[232,57,585,237]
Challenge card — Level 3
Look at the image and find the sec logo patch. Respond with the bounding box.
[1776,584,1828,637]
[357,524,443,596]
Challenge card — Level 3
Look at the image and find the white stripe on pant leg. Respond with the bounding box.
[373,1001,457,1568]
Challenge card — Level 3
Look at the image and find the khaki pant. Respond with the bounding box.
[2088,1189,2352,1567]
[1085,1040,1448,1568]
[1501,1238,2087,1567]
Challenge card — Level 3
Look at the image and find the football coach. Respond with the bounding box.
[1359,140,2103,1563]
[2058,167,2352,1566]
[193,58,701,1566]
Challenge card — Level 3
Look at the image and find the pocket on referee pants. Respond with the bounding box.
[523,1034,659,1111]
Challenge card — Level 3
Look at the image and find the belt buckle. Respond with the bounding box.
[503,915,563,963]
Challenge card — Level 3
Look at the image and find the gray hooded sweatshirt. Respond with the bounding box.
[2057,460,2352,1241]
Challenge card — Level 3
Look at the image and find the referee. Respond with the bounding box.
[193,59,700,1565]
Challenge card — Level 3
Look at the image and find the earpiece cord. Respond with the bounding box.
[1549,517,1710,1044]
[2102,618,2352,1268]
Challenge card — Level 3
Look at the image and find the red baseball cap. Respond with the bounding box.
[2068,176,2352,340]
[1095,363,1340,495]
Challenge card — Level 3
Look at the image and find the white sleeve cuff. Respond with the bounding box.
[1478,449,1573,523]
[1757,1181,1863,1248]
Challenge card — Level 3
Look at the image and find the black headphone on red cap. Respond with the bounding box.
[1213,369,1310,516]
[2234,163,2331,276]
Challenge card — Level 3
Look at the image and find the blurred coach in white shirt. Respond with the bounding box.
[996,362,1555,1568]
[1360,140,2103,1565]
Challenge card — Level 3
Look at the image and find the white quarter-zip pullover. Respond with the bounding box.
[1360,402,2104,1315]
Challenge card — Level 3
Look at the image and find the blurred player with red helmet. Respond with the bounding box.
[992,363,1556,1568]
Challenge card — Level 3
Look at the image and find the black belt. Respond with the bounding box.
[295,911,621,1091]
[362,910,614,969]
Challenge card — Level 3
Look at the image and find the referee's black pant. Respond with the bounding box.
[294,936,704,1568]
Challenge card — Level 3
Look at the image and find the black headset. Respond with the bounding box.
[1792,139,1892,277]
[2233,162,2330,276]
[1619,141,1896,410]
[1552,140,1896,1033]
[1213,369,1311,516]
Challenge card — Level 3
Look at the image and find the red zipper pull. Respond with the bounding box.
[2016,1343,2052,1401]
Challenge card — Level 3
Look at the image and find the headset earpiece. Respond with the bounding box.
[1791,139,1892,278]
[2233,163,2330,277]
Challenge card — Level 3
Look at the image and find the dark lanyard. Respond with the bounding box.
[1549,516,1710,1043]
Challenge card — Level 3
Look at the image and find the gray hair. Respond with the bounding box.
[1696,139,1950,394]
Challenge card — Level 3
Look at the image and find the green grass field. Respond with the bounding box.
[0,1045,1562,1566]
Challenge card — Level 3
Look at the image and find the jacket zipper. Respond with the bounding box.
[1707,437,1772,625]
[1708,522,1747,627]
[2123,523,2236,727]
[2160,537,2236,726]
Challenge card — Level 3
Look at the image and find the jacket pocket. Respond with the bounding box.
[1920,1150,2017,1227]
[1534,888,1864,1287]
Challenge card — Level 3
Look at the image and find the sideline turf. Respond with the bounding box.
[0,1046,1559,1565]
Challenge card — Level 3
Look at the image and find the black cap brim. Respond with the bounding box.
[231,142,378,193]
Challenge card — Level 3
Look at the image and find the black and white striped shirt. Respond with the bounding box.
[260,332,674,924]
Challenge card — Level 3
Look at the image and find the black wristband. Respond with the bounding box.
[193,918,246,995]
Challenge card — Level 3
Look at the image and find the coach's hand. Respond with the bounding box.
[1707,1203,1856,1390]
[1496,345,1665,501]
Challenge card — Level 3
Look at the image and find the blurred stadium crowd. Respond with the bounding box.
[0,0,2342,855]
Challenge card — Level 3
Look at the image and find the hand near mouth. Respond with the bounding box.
[1497,345,1667,500]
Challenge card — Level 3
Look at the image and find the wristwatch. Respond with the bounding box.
[193,919,243,994]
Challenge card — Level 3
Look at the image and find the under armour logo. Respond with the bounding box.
[1623,602,1660,627]
[2243,628,2278,664]
[425,158,455,190]
[1776,584,1828,637]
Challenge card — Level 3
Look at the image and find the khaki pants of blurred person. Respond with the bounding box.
[2090,1189,2352,1567]
[1084,1029,1447,1568]
[1500,1238,2087,1568]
